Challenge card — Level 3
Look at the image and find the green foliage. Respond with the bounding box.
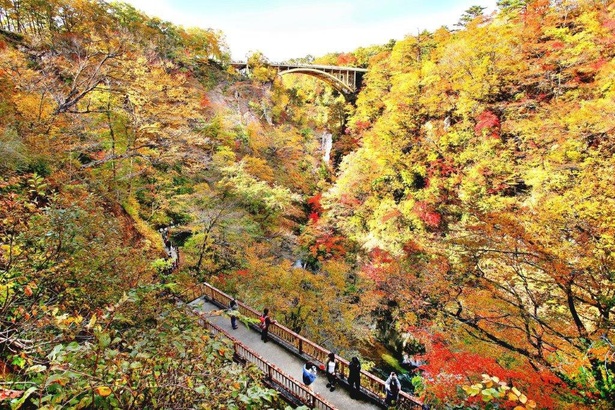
[0,128,28,173]
[382,353,407,374]
[411,374,426,397]
[497,0,531,12]
[573,339,615,403]
[151,258,174,274]
[456,6,487,27]
[4,290,279,409]
[218,162,301,221]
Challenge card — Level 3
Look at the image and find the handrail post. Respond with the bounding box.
[299,338,303,354]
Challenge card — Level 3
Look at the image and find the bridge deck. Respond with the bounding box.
[190,297,380,410]
[230,62,368,72]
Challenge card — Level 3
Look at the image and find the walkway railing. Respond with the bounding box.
[198,315,336,410]
[182,282,424,410]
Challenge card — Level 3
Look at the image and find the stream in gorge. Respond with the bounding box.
[309,130,420,393]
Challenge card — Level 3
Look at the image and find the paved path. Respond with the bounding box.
[190,297,380,410]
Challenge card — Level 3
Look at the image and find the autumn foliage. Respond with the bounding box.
[2,0,615,409]
[320,0,615,408]
[0,1,283,408]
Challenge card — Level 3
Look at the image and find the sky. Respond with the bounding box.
[121,0,499,62]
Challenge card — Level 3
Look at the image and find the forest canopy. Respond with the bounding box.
[1,0,615,409]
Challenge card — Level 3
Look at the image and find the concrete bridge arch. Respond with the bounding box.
[231,62,367,101]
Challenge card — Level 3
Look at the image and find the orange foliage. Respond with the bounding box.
[354,120,371,132]
[309,231,346,260]
[362,248,396,283]
[306,192,323,214]
[199,94,212,108]
[336,53,357,66]
[338,193,361,207]
[402,240,424,255]
[416,333,564,408]
[381,208,402,223]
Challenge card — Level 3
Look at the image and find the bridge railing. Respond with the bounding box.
[182,281,423,409]
[196,310,336,410]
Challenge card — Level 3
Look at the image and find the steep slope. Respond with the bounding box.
[317,1,615,407]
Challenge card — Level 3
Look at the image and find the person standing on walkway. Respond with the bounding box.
[259,308,275,343]
[325,352,338,392]
[302,361,318,390]
[385,372,401,406]
[348,356,361,398]
[162,227,170,248]
[229,299,238,329]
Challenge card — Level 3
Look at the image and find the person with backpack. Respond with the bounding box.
[259,308,275,343]
[348,356,361,398]
[325,352,338,392]
[302,361,318,390]
[229,299,238,330]
[385,372,401,406]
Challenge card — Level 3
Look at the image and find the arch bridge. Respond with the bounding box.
[231,62,368,99]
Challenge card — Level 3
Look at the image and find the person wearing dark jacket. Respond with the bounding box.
[259,308,275,342]
[229,299,238,329]
[348,356,361,398]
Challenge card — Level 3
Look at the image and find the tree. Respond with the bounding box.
[217,161,302,229]
[233,248,368,353]
[181,192,249,278]
[497,0,531,12]
[456,5,487,27]
[246,51,277,84]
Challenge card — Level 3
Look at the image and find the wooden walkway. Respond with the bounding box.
[183,282,424,410]
[191,297,377,409]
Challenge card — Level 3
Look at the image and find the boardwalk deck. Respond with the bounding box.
[191,297,381,410]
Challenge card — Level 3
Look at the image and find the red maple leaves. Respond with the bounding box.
[474,110,501,139]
